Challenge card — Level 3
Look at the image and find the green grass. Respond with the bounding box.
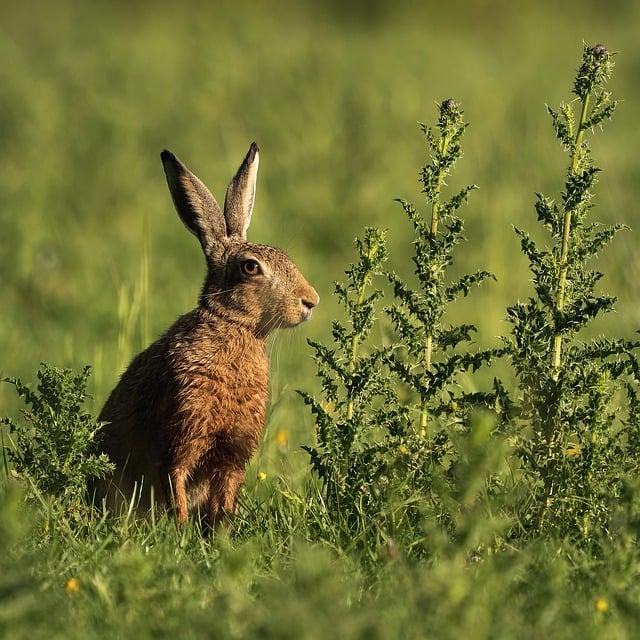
[2,1,640,637]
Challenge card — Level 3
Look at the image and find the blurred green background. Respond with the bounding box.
[2,0,639,463]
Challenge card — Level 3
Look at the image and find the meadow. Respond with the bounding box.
[2,1,640,638]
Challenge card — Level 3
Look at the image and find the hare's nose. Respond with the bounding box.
[301,296,317,311]
[301,289,319,310]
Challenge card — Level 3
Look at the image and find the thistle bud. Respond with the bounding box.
[573,43,612,99]
[592,44,608,59]
[438,98,463,131]
[441,98,457,113]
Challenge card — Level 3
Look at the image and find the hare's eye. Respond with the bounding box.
[241,259,262,276]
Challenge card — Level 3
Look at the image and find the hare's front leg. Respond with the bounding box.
[169,441,206,525]
[208,467,246,525]
[170,466,190,525]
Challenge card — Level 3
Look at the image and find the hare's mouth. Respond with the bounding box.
[300,301,316,322]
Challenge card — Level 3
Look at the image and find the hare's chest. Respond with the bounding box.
[182,353,269,435]
[225,366,269,430]
[192,368,267,464]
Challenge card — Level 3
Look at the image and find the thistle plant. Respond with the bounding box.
[385,99,499,434]
[505,44,640,538]
[1,364,113,519]
[299,228,392,518]
[300,105,508,552]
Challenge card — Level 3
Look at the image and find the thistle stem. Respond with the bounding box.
[346,247,375,421]
[420,134,448,430]
[345,287,366,421]
[552,93,591,378]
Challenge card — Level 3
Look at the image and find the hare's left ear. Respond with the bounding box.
[224,142,259,239]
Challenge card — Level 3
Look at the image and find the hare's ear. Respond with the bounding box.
[224,142,259,240]
[161,150,227,254]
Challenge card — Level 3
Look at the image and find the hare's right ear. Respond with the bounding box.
[224,142,259,240]
[161,150,227,255]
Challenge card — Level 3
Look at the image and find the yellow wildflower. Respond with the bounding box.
[565,443,583,458]
[321,401,335,414]
[257,471,267,481]
[276,430,289,447]
[595,597,609,613]
[65,578,80,594]
[398,445,409,456]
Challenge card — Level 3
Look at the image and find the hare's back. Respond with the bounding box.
[99,339,176,452]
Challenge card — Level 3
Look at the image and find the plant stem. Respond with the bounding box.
[552,94,591,378]
[420,134,448,430]
[346,247,375,421]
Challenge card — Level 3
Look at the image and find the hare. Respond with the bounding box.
[92,143,319,525]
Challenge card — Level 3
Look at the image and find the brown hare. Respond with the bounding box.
[92,143,319,525]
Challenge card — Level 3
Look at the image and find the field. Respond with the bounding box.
[2,1,640,638]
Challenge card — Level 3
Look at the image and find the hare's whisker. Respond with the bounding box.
[206,288,235,298]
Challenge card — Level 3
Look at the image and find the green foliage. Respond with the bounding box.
[0,484,48,637]
[298,102,507,559]
[299,46,640,563]
[504,44,640,540]
[5,415,640,639]
[385,99,499,431]
[1,364,113,516]
[300,228,401,546]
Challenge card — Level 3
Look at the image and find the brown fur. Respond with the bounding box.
[91,144,318,525]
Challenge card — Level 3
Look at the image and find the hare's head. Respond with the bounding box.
[161,144,319,336]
